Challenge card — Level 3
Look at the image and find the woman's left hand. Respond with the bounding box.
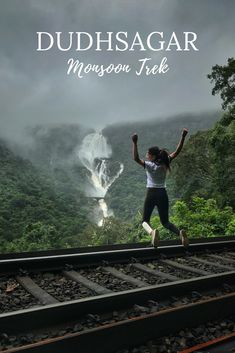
[132,133,138,143]
[182,128,188,138]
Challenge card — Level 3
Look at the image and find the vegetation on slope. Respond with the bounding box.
[0,58,234,252]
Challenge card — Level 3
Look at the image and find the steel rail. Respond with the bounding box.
[179,332,235,352]
[0,236,234,260]
[1,271,234,333]
[1,239,235,274]
[2,291,235,353]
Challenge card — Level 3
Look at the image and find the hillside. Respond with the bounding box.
[0,140,92,252]
[0,110,222,252]
[14,111,220,221]
[103,111,220,219]
[173,109,235,209]
[1,108,233,252]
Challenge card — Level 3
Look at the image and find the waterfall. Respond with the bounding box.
[78,131,124,225]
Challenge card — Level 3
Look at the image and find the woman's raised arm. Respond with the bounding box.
[169,128,188,160]
[132,133,145,167]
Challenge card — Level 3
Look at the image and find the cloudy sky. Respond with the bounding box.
[1,0,235,140]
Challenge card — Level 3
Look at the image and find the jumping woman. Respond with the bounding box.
[132,129,189,248]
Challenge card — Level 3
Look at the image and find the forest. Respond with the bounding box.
[0,58,234,253]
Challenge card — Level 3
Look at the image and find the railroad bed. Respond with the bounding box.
[116,318,235,353]
[0,237,235,352]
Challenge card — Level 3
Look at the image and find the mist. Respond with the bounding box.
[0,0,235,145]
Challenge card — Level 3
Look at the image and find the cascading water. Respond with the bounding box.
[78,131,124,226]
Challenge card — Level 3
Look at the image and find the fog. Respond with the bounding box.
[0,0,235,143]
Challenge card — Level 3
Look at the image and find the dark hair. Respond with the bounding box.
[148,146,170,170]
[159,149,170,170]
[148,146,160,157]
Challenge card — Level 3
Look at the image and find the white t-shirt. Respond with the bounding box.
[144,160,169,188]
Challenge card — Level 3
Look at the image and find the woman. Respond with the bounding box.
[132,128,189,248]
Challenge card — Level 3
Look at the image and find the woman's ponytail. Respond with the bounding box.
[147,146,170,170]
[159,149,170,170]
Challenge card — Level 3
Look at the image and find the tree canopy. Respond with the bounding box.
[208,57,235,110]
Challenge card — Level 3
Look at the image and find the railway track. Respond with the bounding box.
[0,237,235,352]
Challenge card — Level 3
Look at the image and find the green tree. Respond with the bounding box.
[172,130,215,202]
[208,58,235,208]
[173,58,235,209]
[207,57,235,110]
[150,197,234,239]
[6,222,61,252]
[209,107,235,207]
[82,217,133,246]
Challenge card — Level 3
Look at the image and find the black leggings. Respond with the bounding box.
[143,188,180,236]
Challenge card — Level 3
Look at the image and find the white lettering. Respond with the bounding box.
[96,32,113,51]
[147,32,164,51]
[76,32,93,51]
[56,32,73,51]
[115,32,128,51]
[67,58,131,78]
[37,32,54,51]
[136,57,169,75]
[129,32,146,51]
[184,32,199,51]
[166,32,182,51]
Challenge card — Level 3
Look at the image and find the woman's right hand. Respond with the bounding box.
[132,133,138,143]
